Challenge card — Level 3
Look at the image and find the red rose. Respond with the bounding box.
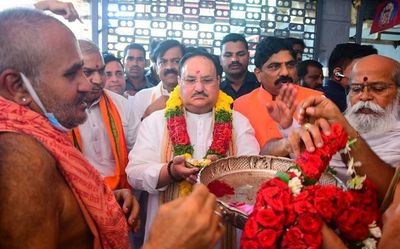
[255,208,284,229]
[167,116,190,145]
[285,204,296,226]
[281,226,307,249]
[240,239,259,249]
[242,216,259,239]
[297,213,322,234]
[293,199,317,215]
[257,229,277,248]
[260,186,291,212]
[295,153,324,180]
[303,233,322,248]
[313,186,346,222]
[336,207,369,241]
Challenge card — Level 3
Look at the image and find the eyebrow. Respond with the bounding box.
[83,65,105,71]
[64,61,83,75]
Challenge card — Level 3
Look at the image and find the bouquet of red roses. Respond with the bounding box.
[241,124,381,249]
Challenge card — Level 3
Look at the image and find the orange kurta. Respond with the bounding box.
[234,85,322,148]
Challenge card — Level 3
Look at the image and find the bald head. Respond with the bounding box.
[0,8,74,84]
[350,54,400,87]
[78,39,101,56]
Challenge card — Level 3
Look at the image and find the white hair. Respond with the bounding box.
[344,90,400,135]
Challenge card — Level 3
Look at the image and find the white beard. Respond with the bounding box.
[344,96,399,136]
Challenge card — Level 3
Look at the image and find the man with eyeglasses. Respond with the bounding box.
[326,54,400,181]
[282,55,400,249]
[124,43,154,96]
[234,37,322,156]
[127,50,260,248]
[103,53,127,96]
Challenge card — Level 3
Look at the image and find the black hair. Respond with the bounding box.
[123,43,146,60]
[220,33,249,50]
[149,40,161,63]
[103,52,124,68]
[254,36,296,69]
[297,59,323,79]
[285,37,306,49]
[328,43,377,78]
[152,39,185,63]
[179,50,223,77]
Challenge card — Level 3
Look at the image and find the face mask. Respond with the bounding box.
[20,73,71,132]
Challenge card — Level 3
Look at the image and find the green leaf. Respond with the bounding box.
[276,172,290,183]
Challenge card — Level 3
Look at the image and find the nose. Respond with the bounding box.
[194,80,205,92]
[91,71,103,85]
[110,73,118,82]
[78,74,91,92]
[358,86,374,101]
[279,64,289,76]
[231,54,239,62]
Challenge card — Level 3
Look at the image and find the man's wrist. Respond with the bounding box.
[167,161,181,182]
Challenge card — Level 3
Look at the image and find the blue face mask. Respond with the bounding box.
[20,73,71,132]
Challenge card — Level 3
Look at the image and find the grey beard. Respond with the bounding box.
[344,98,399,136]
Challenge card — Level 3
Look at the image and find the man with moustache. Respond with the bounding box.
[127,50,259,247]
[129,40,184,138]
[297,59,324,91]
[325,54,400,181]
[124,43,154,96]
[219,33,259,100]
[234,36,322,152]
[69,39,136,190]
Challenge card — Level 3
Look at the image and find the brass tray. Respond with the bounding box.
[198,155,343,229]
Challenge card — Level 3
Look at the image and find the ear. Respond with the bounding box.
[254,67,262,83]
[0,69,32,106]
[333,67,343,82]
[177,75,183,86]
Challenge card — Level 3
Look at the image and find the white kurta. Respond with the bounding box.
[330,121,400,181]
[78,89,136,176]
[126,109,260,238]
[127,82,170,143]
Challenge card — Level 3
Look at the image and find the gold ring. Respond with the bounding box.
[303,123,312,132]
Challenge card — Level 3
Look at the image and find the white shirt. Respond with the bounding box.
[128,82,170,144]
[78,89,136,176]
[330,121,400,181]
[126,109,260,238]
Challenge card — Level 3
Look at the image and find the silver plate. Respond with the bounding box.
[199,155,343,229]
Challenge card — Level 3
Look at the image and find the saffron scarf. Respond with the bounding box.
[69,92,129,190]
[0,96,129,249]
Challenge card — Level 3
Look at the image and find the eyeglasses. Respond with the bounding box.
[182,77,217,86]
[349,82,396,96]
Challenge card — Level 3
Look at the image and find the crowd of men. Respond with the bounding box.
[1,1,400,249]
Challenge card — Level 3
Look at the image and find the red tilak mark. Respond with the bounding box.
[363,76,368,82]
[196,70,200,74]
[207,180,235,198]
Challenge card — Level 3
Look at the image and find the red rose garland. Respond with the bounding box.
[241,124,381,249]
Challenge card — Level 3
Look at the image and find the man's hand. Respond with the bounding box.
[288,119,331,156]
[113,189,140,231]
[142,96,169,120]
[297,96,347,126]
[171,155,199,184]
[34,1,82,22]
[267,84,297,129]
[144,184,224,249]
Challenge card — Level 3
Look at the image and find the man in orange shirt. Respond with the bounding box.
[234,37,322,155]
